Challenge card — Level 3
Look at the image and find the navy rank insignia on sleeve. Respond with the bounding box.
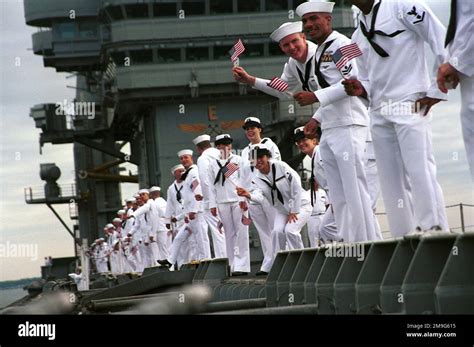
[341,64,353,76]
[407,6,425,24]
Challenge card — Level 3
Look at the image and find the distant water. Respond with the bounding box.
[0,287,28,308]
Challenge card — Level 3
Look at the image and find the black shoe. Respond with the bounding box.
[158,259,172,267]
[255,270,268,276]
[231,271,248,277]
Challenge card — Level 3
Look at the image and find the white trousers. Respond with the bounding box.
[460,74,474,181]
[307,214,323,248]
[96,260,108,273]
[371,110,447,236]
[156,230,172,261]
[249,201,275,272]
[272,204,312,258]
[201,209,226,258]
[365,159,383,238]
[169,224,193,265]
[173,221,195,268]
[319,206,341,243]
[218,202,250,273]
[365,159,380,211]
[320,125,380,242]
[148,241,160,266]
[189,213,209,260]
[425,124,449,231]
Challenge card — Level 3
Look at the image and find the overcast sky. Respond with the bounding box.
[0,0,472,281]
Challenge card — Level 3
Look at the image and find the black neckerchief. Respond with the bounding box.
[214,158,231,186]
[180,166,192,181]
[259,163,285,205]
[360,1,405,57]
[315,39,335,88]
[445,0,457,46]
[174,183,183,203]
[296,56,314,91]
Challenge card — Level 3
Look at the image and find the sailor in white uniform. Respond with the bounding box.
[237,144,312,263]
[164,164,196,268]
[129,194,151,271]
[193,135,226,259]
[149,186,171,261]
[208,134,251,275]
[130,189,161,267]
[293,126,341,246]
[93,238,109,274]
[297,1,379,243]
[437,0,474,181]
[112,217,129,273]
[232,21,319,99]
[159,150,209,267]
[240,117,281,275]
[345,0,449,236]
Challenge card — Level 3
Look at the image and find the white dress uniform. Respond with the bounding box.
[152,196,172,260]
[241,137,281,273]
[196,147,227,258]
[352,0,449,236]
[305,29,379,243]
[165,180,196,267]
[310,145,341,243]
[130,213,150,271]
[181,164,209,260]
[132,199,161,267]
[445,0,474,180]
[208,152,251,273]
[250,159,312,259]
[94,243,109,273]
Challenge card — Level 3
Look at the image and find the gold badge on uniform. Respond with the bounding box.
[322,53,332,62]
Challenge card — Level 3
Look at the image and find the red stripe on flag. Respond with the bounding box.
[267,77,289,92]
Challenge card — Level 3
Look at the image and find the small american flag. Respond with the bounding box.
[229,39,245,62]
[190,179,199,192]
[332,42,363,71]
[223,162,239,178]
[267,77,289,93]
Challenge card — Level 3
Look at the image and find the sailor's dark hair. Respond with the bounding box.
[252,146,272,158]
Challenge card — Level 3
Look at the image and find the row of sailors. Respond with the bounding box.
[89,0,471,275]
[159,117,382,276]
[89,116,340,276]
[233,1,455,239]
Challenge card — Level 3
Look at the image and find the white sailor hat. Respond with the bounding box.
[112,217,122,223]
[106,223,114,229]
[99,238,105,241]
[243,117,262,129]
[138,189,149,195]
[294,126,306,142]
[177,149,193,157]
[103,227,108,231]
[192,134,211,145]
[127,197,137,203]
[149,186,161,193]
[296,1,335,17]
[117,209,126,215]
[270,22,303,42]
[133,193,140,198]
[215,134,233,145]
[170,164,185,175]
